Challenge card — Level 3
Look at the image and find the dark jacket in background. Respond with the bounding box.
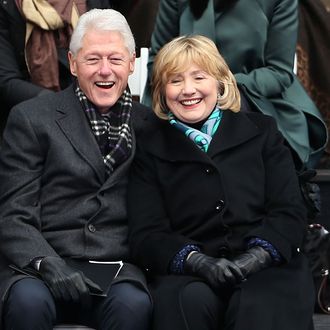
[297,0,330,167]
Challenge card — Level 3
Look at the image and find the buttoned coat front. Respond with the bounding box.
[0,85,149,322]
[128,110,315,329]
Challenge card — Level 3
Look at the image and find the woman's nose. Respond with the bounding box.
[182,80,196,94]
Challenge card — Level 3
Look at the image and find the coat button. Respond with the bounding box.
[219,246,229,257]
[205,167,213,174]
[88,224,96,233]
[215,200,225,212]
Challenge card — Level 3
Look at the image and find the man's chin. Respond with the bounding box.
[93,98,117,112]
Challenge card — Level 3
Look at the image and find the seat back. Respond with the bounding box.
[128,47,149,101]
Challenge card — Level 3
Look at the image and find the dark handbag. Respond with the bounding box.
[302,223,330,314]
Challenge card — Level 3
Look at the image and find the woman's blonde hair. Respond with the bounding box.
[152,35,241,119]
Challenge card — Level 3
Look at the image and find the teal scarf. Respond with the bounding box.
[168,107,223,152]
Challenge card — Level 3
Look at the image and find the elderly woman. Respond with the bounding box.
[128,35,314,330]
[142,0,328,170]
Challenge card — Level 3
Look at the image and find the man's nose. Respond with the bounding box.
[99,58,112,75]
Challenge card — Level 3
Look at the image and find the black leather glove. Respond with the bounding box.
[39,256,102,306]
[184,252,245,289]
[231,246,272,278]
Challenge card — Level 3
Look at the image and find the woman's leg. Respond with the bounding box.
[225,254,315,330]
[179,281,226,330]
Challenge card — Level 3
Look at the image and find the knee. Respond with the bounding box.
[180,281,221,312]
[110,283,152,315]
[180,281,224,325]
[5,278,55,317]
[99,283,152,329]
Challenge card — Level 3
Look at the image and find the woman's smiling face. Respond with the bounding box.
[165,64,218,123]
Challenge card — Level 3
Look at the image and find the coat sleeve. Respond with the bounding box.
[0,106,59,268]
[235,0,298,97]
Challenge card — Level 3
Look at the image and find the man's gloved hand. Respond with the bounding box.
[39,256,103,306]
[184,252,245,289]
[231,246,272,278]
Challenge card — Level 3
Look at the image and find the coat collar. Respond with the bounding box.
[54,86,106,182]
[143,110,261,162]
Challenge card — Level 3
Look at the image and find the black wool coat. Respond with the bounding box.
[128,110,315,330]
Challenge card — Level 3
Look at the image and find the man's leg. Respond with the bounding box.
[95,282,152,330]
[4,277,56,330]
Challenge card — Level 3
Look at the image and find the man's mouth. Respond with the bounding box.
[95,81,115,89]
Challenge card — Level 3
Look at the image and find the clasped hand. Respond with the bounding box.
[39,256,103,307]
[185,247,271,289]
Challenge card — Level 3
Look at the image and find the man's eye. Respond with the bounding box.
[110,58,124,64]
[85,58,100,65]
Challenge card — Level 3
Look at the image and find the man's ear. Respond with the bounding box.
[68,51,77,77]
[129,52,136,75]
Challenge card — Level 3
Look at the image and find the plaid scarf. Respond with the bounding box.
[168,107,223,152]
[75,83,133,175]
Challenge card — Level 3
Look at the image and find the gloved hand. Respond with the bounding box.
[184,252,245,289]
[39,256,103,306]
[231,246,272,278]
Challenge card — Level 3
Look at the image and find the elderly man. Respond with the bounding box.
[0,9,151,330]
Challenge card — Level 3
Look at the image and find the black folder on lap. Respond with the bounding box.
[65,259,123,297]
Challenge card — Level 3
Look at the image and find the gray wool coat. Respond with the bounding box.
[0,85,150,322]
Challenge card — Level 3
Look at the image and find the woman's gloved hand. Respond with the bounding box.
[231,246,272,278]
[184,252,245,289]
[39,256,103,306]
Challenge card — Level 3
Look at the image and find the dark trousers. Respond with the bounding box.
[4,277,152,330]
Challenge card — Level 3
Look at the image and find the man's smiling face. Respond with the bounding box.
[69,29,135,113]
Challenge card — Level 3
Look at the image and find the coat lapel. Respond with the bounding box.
[207,110,260,157]
[55,87,106,182]
[142,117,210,163]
